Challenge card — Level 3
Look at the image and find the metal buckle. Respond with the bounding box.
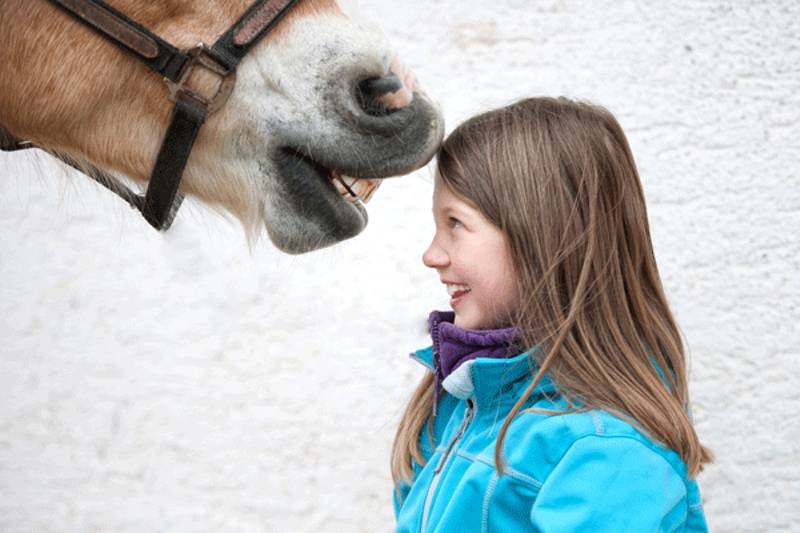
[166,43,236,114]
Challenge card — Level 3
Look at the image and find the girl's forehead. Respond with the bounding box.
[432,182,480,218]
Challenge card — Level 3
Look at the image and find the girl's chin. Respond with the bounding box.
[454,309,504,330]
[451,295,501,329]
[453,313,482,330]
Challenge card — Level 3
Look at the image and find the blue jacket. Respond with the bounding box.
[394,346,709,532]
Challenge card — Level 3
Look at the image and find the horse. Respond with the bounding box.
[0,0,444,253]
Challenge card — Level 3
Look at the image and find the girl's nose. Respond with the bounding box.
[422,239,448,269]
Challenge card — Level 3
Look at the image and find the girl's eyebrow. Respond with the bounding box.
[440,204,472,218]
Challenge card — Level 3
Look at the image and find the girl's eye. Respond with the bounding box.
[448,216,463,228]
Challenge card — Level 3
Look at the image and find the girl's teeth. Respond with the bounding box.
[446,284,471,296]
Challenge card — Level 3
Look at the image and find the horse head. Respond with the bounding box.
[0,0,444,252]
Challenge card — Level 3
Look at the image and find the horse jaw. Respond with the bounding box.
[180,6,444,253]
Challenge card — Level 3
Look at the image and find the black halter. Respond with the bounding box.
[0,0,299,230]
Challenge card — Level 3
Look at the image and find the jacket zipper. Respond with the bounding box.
[419,399,476,532]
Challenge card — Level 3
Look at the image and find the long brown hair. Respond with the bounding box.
[391,97,712,487]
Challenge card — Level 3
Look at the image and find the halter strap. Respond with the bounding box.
[1,0,299,230]
[44,0,188,81]
[211,0,299,70]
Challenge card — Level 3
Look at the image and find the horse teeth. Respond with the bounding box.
[361,179,381,203]
[332,173,381,204]
[332,176,350,197]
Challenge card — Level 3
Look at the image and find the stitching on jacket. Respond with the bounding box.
[481,472,497,533]
[456,450,543,489]
[481,473,499,533]
[590,411,604,435]
[662,488,689,533]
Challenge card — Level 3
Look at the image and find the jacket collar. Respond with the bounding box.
[411,345,558,409]
[428,310,518,407]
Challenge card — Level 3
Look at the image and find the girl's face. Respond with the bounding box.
[423,175,519,330]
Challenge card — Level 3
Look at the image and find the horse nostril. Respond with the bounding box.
[356,74,403,117]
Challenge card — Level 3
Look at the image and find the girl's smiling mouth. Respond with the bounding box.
[446,283,472,306]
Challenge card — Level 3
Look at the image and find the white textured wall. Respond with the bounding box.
[2,1,798,531]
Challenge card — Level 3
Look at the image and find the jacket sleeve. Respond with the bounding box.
[529,435,691,532]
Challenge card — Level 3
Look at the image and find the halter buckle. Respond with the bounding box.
[166,43,236,114]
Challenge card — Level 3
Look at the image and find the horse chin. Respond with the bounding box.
[262,148,370,254]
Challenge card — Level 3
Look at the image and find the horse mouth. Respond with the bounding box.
[281,147,381,206]
[330,171,381,203]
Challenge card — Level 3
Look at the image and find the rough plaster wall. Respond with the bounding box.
[1,1,798,531]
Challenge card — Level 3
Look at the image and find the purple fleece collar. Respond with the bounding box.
[428,310,519,413]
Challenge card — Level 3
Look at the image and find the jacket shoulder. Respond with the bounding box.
[504,408,690,484]
[503,409,704,530]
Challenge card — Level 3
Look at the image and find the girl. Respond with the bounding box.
[391,97,712,532]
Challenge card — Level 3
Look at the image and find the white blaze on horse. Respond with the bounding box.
[0,0,444,253]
